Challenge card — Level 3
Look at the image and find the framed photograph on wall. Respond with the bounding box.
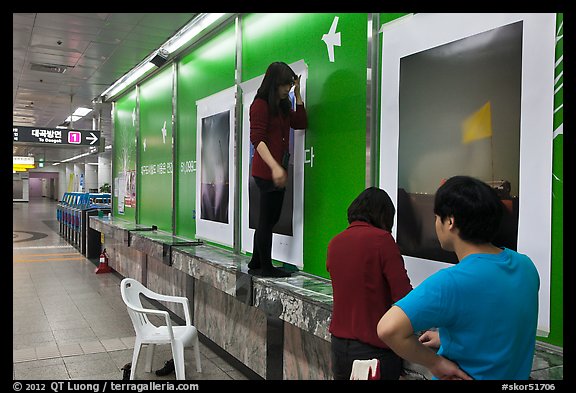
[378,13,555,335]
[195,86,236,247]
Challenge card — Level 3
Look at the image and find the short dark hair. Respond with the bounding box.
[347,187,396,231]
[255,61,297,116]
[434,176,503,244]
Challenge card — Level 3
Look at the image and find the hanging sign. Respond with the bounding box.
[13,125,100,146]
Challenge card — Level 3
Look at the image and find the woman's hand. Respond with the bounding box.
[271,165,287,188]
[294,75,303,104]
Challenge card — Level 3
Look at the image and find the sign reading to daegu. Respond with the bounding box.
[13,126,100,146]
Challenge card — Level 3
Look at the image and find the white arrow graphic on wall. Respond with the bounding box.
[161,120,167,144]
[322,16,341,63]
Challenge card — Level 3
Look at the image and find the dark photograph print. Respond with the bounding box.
[248,115,295,237]
[396,21,522,264]
[200,111,230,224]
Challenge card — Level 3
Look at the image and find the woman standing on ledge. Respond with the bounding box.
[248,62,307,278]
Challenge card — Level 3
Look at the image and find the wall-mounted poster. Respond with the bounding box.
[195,87,236,246]
[241,60,308,268]
[379,13,555,335]
[125,170,136,208]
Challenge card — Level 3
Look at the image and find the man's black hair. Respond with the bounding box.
[434,175,503,244]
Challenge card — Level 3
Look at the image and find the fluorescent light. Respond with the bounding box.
[101,62,155,99]
[73,107,92,116]
[65,115,82,122]
[162,13,226,54]
[61,152,91,163]
[99,13,230,101]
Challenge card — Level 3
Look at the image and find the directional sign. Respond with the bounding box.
[13,125,100,146]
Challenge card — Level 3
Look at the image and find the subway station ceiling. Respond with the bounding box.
[13,13,198,165]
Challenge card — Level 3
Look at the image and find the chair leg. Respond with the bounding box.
[130,340,142,380]
[193,335,202,373]
[144,343,155,372]
[172,342,186,380]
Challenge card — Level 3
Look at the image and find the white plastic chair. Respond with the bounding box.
[350,359,380,380]
[120,278,202,380]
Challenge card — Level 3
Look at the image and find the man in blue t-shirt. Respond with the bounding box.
[377,176,540,380]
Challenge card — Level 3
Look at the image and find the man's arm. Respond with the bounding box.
[377,306,472,380]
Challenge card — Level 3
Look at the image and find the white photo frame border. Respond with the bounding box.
[195,86,237,247]
[378,13,555,335]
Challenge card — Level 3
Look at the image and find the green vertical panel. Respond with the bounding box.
[242,13,368,278]
[138,67,174,231]
[175,24,236,239]
[541,13,563,348]
[112,89,137,221]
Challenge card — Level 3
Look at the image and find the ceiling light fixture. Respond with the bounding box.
[60,152,91,163]
[73,107,92,117]
[149,49,169,67]
[65,115,82,122]
[99,13,230,102]
[162,13,226,55]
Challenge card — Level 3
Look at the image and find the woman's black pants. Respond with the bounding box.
[250,176,285,270]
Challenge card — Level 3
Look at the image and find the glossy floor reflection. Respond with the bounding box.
[13,197,250,381]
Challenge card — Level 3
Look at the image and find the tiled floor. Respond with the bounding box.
[13,197,251,381]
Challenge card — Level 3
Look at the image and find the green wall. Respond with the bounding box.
[542,12,563,347]
[112,89,137,221]
[175,23,236,240]
[242,13,369,278]
[138,67,174,231]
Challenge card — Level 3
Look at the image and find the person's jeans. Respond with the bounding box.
[250,176,285,270]
[330,335,403,380]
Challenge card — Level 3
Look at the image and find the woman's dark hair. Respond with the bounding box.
[434,175,503,244]
[347,187,396,231]
[255,61,297,117]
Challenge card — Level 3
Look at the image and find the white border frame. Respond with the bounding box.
[379,13,555,335]
[240,60,308,268]
[195,86,236,247]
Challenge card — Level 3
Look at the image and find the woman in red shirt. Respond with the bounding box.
[327,187,412,379]
[248,62,307,277]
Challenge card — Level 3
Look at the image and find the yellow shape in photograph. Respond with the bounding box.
[462,101,493,144]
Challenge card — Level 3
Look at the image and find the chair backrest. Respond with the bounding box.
[121,278,146,309]
[121,278,156,338]
[350,359,380,380]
